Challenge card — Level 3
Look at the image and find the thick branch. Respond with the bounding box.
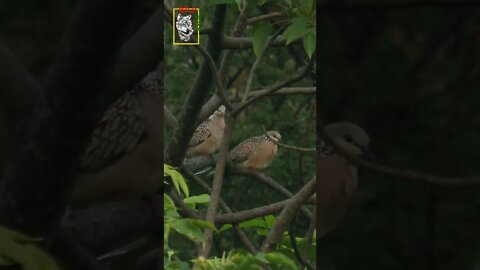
[199,117,236,258]
[234,168,314,219]
[261,178,316,252]
[247,12,284,25]
[194,45,233,110]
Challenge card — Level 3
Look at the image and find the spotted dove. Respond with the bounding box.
[317,122,372,236]
[186,105,225,157]
[228,131,281,170]
[69,64,163,205]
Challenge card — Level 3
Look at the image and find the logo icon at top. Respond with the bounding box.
[173,7,200,45]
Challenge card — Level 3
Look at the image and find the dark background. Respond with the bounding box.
[318,5,480,270]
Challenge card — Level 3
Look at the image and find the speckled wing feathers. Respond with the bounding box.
[79,66,162,171]
[188,118,213,147]
[228,136,264,163]
[80,90,146,171]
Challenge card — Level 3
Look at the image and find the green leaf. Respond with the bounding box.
[183,194,210,205]
[252,23,273,57]
[283,0,292,7]
[265,252,298,270]
[235,0,242,9]
[217,224,232,233]
[264,215,276,227]
[164,164,189,197]
[188,219,217,231]
[172,219,205,243]
[239,218,266,229]
[0,226,59,270]
[283,17,308,45]
[254,252,269,263]
[303,32,316,58]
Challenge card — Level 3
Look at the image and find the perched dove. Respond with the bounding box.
[317,122,372,237]
[69,64,163,206]
[228,131,282,170]
[186,105,225,157]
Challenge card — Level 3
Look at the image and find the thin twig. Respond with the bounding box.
[242,27,285,102]
[194,45,233,110]
[247,12,284,25]
[265,132,316,152]
[232,61,313,116]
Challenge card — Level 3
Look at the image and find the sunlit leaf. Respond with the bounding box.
[164,164,189,197]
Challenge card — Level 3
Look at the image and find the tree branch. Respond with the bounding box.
[242,27,285,102]
[261,178,316,252]
[199,116,236,258]
[232,62,313,116]
[234,168,314,219]
[265,132,316,152]
[248,87,316,97]
[182,167,257,254]
[194,45,233,110]
[247,12,284,25]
